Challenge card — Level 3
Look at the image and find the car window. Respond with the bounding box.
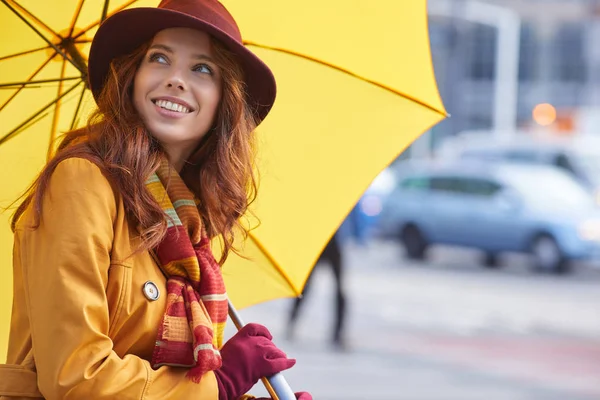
[429,177,501,197]
[462,178,501,196]
[400,176,429,191]
[554,153,576,174]
[430,177,462,193]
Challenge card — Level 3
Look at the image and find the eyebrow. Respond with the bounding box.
[149,43,216,63]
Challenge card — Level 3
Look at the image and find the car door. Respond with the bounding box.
[426,176,480,245]
[462,178,524,251]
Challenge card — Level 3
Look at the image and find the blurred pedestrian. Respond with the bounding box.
[287,233,348,350]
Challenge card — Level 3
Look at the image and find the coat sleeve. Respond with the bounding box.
[15,158,218,400]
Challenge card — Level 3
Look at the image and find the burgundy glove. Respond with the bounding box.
[214,323,296,400]
[256,392,312,400]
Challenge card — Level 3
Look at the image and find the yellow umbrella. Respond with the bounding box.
[0,0,447,364]
[212,0,447,307]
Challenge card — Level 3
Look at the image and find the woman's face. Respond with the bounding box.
[133,27,222,162]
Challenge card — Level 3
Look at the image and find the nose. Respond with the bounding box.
[165,74,186,91]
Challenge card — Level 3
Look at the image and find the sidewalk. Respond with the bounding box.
[236,241,600,400]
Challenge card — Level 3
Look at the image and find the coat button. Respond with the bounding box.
[143,281,160,301]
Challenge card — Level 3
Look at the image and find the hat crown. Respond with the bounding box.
[89,0,276,123]
[157,0,241,42]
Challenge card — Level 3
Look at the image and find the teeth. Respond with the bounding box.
[155,100,189,113]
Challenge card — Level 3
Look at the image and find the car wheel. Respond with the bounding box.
[530,235,569,274]
[482,252,501,268]
[401,225,428,260]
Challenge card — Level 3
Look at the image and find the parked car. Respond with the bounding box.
[443,135,600,199]
[377,160,600,274]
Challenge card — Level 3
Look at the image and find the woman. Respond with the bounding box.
[0,0,310,399]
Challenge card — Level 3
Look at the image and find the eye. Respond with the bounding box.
[149,53,168,64]
[193,63,213,75]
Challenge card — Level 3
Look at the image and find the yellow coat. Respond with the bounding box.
[0,158,218,400]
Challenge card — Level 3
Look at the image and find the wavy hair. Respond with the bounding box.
[12,36,259,264]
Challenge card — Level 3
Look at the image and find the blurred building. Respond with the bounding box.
[420,0,600,154]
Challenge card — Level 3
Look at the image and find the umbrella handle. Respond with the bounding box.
[228,300,297,400]
[263,373,296,400]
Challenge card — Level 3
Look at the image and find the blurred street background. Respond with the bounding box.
[239,0,600,398]
[240,244,600,400]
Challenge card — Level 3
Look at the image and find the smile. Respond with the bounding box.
[152,99,192,114]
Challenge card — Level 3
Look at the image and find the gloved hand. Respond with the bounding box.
[255,391,312,400]
[214,323,296,400]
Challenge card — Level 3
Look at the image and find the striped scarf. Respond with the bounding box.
[147,160,228,382]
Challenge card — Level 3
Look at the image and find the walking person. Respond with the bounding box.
[287,233,348,350]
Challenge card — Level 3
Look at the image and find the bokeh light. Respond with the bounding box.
[532,103,557,126]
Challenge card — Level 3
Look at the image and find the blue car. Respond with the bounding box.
[377,160,600,274]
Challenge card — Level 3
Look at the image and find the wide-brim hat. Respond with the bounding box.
[88,0,276,123]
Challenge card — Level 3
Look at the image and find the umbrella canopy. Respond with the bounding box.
[213,0,446,306]
[0,0,446,360]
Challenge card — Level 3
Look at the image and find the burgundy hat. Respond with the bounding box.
[88,0,276,123]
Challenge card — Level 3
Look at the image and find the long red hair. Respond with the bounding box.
[12,37,258,264]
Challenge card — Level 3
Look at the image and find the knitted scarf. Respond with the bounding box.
[147,160,228,382]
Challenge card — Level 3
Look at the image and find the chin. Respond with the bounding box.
[145,119,210,141]
[152,130,205,148]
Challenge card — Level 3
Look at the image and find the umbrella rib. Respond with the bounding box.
[0,77,81,89]
[68,0,86,37]
[74,0,139,40]
[3,0,61,40]
[48,58,68,160]
[0,82,82,146]
[70,86,87,130]
[245,41,448,118]
[100,0,110,22]
[0,53,55,112]
[246,233,302,296]
[0,45,50,62]
[1,1,84,74]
